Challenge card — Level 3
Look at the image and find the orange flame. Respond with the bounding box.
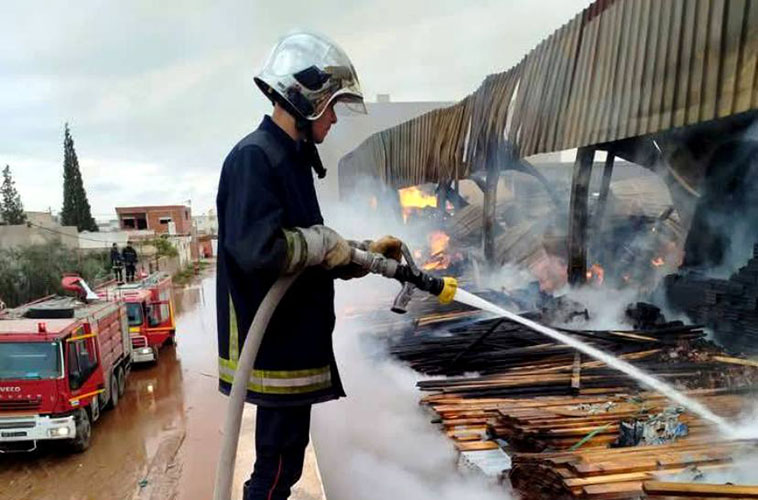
[651,256,665,267]
[398,186,436,222]
[586,263,605,285]
[421,231,452,271]
[428,230,449,256]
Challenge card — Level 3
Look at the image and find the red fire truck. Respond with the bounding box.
[112,272,176,364]
[0,293,131,453]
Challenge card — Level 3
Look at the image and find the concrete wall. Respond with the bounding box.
[167,235,193,268]
[0,224,79,249]
[78,230,131,251]
[25,211,59,228]
[198,236,214,258]
[143,255,181,277]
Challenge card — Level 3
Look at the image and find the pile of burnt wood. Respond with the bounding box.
[665,243,758,354]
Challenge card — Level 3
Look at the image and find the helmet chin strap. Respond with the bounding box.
[296,118,327,179]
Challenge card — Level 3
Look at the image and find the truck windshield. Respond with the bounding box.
[0,342,61,380]
[126,302,144,326]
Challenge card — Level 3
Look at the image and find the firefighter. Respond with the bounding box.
[110,243,124,283]
[122,242,138,282]
[216,32,402,500]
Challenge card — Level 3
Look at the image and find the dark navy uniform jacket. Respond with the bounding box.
[216,116,344,406]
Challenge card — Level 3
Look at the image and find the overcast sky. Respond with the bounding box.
[1,0,590,220]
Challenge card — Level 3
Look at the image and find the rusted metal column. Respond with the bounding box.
[593,152,615,229]
[483,146,499,266]
[567,147,595,285]
[437,180,449,216]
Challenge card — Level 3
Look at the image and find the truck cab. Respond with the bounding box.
[0,297,131,453]
[117,272,176,364]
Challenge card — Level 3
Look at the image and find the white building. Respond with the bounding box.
[193,208,218,235]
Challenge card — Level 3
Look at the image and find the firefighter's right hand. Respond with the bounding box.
[284,225,351,273]
[368,235,403,262]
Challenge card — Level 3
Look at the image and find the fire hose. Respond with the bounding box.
[213,245,457,500]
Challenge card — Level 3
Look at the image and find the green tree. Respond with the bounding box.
[61,123,98,232]
[147,237,179,258]
[1,165,27,225]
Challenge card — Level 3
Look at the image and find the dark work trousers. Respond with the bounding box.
[125,264,136,282]
[113,265,123,282]
[243,405,312,500]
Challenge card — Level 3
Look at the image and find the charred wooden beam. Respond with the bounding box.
[436,179,449,215]
[483,144,499,266]
[568,146,595,285]
[593,152,615,230]
[446,319,508,371]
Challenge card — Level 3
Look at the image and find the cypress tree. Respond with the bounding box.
[61,123,98,232]
[1,165,27,225]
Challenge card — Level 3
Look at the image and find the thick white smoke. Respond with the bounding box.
[311,276,508,500]
[309,195,510,500]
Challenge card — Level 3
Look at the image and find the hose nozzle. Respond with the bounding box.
[350,247,458,313]
[438,277,458,305]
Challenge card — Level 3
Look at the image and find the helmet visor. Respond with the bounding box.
[332,92,368,116]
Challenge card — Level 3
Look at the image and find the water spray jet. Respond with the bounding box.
[451,288,741,436]
[349,247,741,435]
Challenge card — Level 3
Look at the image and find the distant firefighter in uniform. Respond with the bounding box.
[122,242,138,282]
[110,243,124,283]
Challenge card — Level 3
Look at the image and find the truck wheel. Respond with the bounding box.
[107,375,119,409]
[70,409,91,453]
[117,367,126,397]
[152,346,160,363]
[163,330,176,346]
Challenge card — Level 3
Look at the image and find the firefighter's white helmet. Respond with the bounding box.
[254,32,366,121]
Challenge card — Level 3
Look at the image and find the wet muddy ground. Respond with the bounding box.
[0,275,226,500]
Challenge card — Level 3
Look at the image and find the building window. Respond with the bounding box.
[159,217,172,224]
[184,210,189,220]
[121,213,147,230]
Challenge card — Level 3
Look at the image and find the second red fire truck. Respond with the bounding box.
[101,272,177,364]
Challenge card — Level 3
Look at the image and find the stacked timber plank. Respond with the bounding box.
[643,481,758,499]
[510,439,758,500]
[388,305,758,499]
[488,389,752,452]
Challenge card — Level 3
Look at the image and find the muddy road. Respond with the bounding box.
[0,275,227,500]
